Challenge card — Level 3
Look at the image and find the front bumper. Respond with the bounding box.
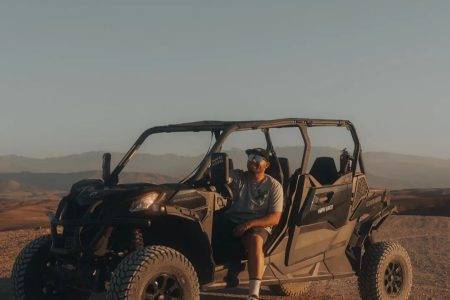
[50,217,151,255]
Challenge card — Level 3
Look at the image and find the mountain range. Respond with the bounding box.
[1,147,450,190]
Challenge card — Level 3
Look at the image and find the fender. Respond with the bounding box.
[346,206,395,271]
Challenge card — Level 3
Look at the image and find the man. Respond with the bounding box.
[213,148,284,299]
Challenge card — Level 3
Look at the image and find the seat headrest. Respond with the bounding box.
[310,157,339,185]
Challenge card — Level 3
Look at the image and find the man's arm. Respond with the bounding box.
[247,212,282,228]
[233,212,282,237]
[233,179,284,237]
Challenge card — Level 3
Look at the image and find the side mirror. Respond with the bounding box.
[102,153,111,182]
[210,152,230,185]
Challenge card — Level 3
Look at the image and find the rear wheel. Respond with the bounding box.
[11,235,90,300]
[358,241,413,300]
[269,281,310,296]
[107,245,200,300]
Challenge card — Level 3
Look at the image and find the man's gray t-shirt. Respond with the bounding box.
[224,170,284,232]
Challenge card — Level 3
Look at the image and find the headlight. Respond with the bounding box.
[56,225,64,235]
[129,192,164,213]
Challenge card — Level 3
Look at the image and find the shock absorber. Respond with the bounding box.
[131,228,144,250]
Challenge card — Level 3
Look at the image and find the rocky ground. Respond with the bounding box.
[1,214,448,299]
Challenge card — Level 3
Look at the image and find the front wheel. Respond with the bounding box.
[11,235,91,300]
[358,241,413,300]
[107,245,200,300]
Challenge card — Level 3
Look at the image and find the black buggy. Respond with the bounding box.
[12,119,413,300]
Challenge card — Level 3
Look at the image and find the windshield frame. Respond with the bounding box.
[107,125,237,185]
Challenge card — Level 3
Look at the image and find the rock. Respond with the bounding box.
[0,180,21,192]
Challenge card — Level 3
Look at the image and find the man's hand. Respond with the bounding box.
[232,212,282,237]
[233,221,252,237]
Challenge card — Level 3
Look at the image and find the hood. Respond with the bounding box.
[67,178,182,207]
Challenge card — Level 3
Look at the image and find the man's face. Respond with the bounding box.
[247,154,269,174]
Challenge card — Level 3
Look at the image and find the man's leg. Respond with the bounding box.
[212,214,243,286]
[242,229,267,298]
[243,233,265,279]
[212,214,230,261]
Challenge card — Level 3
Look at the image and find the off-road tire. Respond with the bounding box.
[269,281,310,296]
[107,245,200,300]
[358,241,413,300]
[11,235,90,300]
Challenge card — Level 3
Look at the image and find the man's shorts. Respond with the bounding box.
[243,226,269,242]
[212,214,269,262]
[213,213,269,242]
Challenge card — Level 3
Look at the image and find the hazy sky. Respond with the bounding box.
[2,1,450,158]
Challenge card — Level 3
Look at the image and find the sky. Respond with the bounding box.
[1,1,450,158]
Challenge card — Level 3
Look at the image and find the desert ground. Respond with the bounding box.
[0,189,448,299]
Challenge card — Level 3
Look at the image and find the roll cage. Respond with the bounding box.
[106,118,365,186]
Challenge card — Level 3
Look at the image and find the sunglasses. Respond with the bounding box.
[248,154,265,163]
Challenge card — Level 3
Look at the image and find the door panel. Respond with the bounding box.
[301,183,352,228]
[288,221,337,264]
[286,178,352,266]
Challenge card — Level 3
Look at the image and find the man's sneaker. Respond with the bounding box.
[224,260,244,288]
[224,273,239,288]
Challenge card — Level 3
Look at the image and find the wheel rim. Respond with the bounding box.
[143,273,183,300]
[384,261,404,296]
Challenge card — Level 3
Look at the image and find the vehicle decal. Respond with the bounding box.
[318,204,334,214]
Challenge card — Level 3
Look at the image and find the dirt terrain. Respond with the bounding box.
[0,190,61,232]
[0,189,448,299]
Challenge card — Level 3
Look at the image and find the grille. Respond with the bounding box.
[352,176,369,211]
[58,198,104,250]
[64,235,76,249]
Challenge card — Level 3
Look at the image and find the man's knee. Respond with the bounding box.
[243,233,264,253]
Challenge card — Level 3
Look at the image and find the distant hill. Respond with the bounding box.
[0,152,198,178]
[1,148,450,189]
[0,171,177,192]
[363,151,450,189]
[0,180,21,192]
